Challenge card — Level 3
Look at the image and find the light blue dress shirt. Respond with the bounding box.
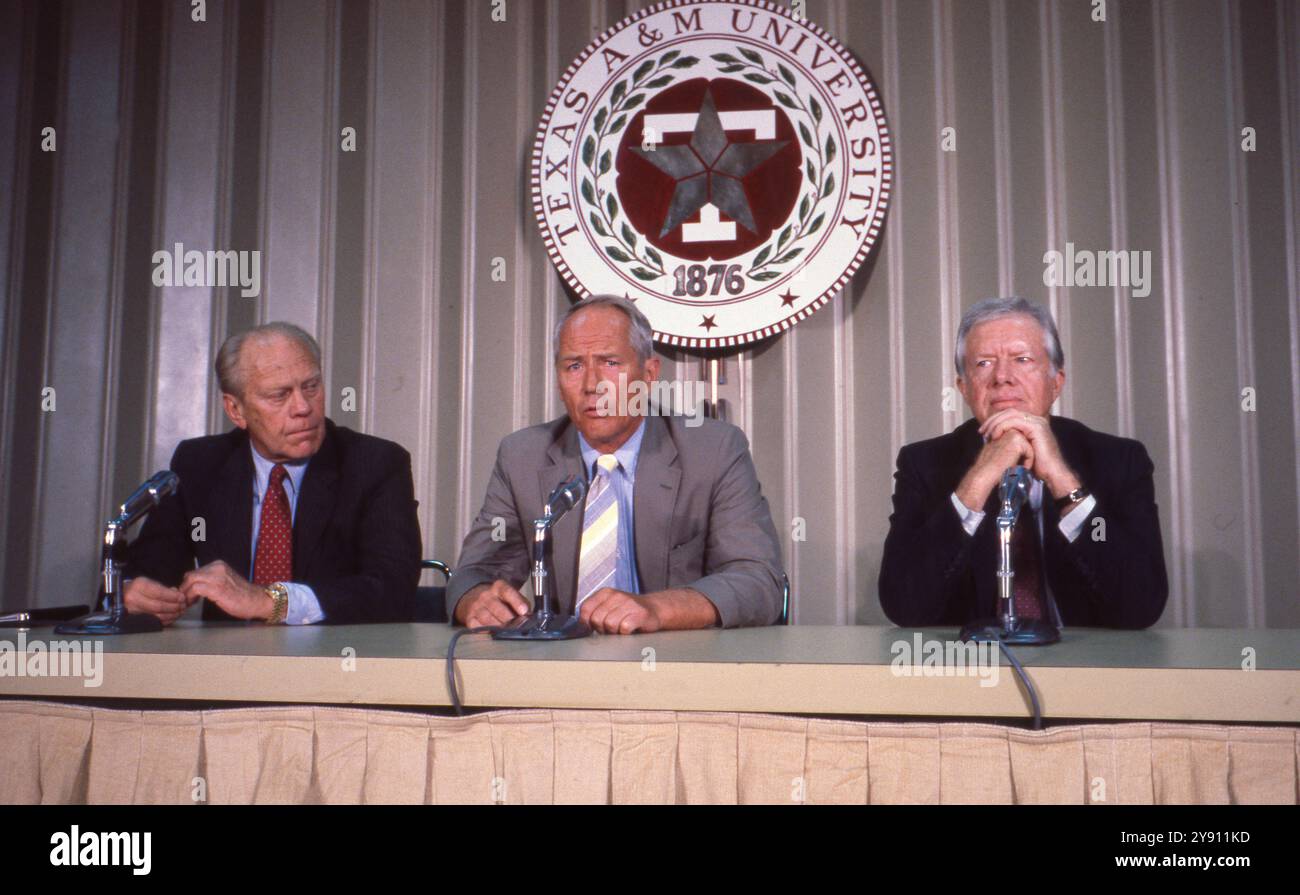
[577,421,646,595]
[249,446,325,624]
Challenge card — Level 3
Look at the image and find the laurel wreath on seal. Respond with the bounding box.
[580,50,701,282]
[711,46,838,283]
[579,45,835,287]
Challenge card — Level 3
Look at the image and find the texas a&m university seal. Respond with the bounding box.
[531,0,892,348]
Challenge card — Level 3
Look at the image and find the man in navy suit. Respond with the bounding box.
[879,298,1168,629]
[126,323,421,625]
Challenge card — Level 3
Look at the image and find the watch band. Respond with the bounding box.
[264,582,289,624]
[1054,487,1090,511]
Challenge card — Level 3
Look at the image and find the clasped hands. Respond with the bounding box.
[955,409,1082,512]
[124,560,274,625]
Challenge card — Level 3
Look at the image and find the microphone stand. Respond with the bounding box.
[960,466,1060,646]
[56,471,179,636]
[493,477,592,641]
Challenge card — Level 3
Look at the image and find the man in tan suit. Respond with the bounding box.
[447,295,784,633]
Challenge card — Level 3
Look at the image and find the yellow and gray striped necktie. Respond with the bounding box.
[575,454,619,611]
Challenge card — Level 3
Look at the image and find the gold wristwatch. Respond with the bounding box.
[264,582,289,624]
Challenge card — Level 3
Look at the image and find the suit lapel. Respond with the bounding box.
[1049,416,1086,486]
[954,416,983,479]
[953,417,1004,618]
[538,423,585,614]
[1041,416,1081,605]
[210,437,254,578]
[972,438,999,619]
[293,424,340,578]
[632,416,680,594]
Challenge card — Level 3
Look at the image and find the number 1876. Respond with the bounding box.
[672,263,744,297]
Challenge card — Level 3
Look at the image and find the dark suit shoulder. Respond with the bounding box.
[170,428,248,472]
[897,418,979,467]
[1050,416,1154,484]
[898,416,1150,464]
[326,422,412,466]
[1051,415,1148,457]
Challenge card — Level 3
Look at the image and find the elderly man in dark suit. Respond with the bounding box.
[125,322,421,625]
[879,297,1168,629]
[448,295,784,633]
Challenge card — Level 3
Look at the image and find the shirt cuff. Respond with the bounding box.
[1057,494,1097,543]
[284,582,326,625]
[950,491,985,537]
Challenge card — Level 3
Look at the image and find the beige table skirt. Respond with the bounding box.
[1,700,1295,804]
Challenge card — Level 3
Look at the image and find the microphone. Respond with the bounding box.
[55,470,180,636]
[997,465,1032,525]
[543,476,587,524]
[492,474,593,642]
[959,464,1059,647]
[117,470,179,528]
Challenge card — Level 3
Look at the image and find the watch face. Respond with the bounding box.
[531,0,892,349]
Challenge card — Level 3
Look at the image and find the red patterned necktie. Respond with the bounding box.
[252,464,293,585]
[1010,507,1046,620]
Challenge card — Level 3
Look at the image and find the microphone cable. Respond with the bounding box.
[445,626,500,716]
[993,635,1043,730]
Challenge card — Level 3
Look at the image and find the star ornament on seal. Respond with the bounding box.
[530,0,893,349]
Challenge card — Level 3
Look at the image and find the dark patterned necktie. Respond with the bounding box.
[252,464,293,585]
[1010,507,1045,620]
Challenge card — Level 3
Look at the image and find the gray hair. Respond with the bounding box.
[215,321,321,397]
[954,297,1064,376]
[553,294,654,365]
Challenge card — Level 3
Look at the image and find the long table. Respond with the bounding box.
[1,622,1296,721]
[2,624,1295,803]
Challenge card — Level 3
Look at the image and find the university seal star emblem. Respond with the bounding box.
[531,0,892,348]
